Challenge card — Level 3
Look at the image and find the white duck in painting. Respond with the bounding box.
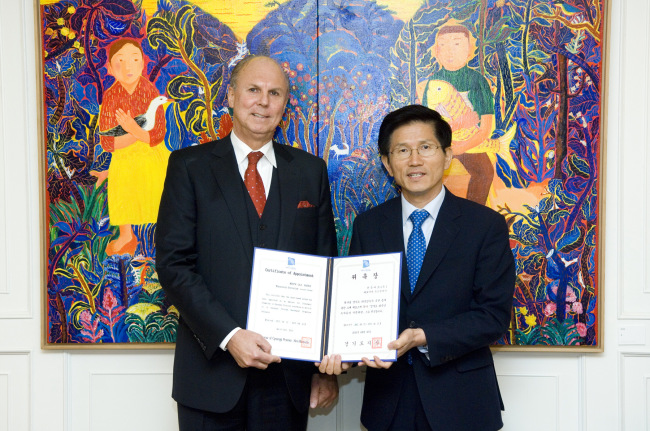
[98,96,170,137]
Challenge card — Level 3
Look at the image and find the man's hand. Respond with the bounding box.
[388,328,426,357]
[226,329,281,369]
[309,373,338,408]
[359,328,426,369]
[315,354,351,375]
[359,355,393,369]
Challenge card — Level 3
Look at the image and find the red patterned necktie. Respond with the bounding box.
[244,151,266,217]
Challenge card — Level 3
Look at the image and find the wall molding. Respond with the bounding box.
[0,0,33,319]
[617,0,650,320]
[0,351,31,431]
[619,351,650,430]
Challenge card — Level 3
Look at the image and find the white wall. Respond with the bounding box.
[1,0,648,430]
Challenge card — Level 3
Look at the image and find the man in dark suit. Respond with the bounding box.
[348,105,515,431]
[156,55,339,430]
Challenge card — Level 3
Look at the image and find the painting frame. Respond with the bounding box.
[39,0,608,350]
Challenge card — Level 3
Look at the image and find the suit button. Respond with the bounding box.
[409,321,416,328]
[259,224,266,230]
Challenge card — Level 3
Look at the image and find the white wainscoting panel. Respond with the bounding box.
[500,374,559,431]
[0,374,7,431]
[0,0,8,296]
[89,373,176,431]
[495,353,582,430]
[620,352,650,430]
[0,0,34,318]
[67,351,175,431]
[618,0,650,319]
[0,352,31,431]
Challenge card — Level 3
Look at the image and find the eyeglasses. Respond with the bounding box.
[389,144,441,160]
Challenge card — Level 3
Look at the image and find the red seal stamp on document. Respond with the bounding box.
[372,337,382,349]
[301,337,312,348]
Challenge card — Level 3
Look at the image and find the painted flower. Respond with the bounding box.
[524,314,537,327]
[566,288,577,303]
[79,309,94,325]
[142,281,162,294]
[576,323,587,337]
[572,302,583,314]
[126,303,161,320]
[544,302,556,316]
[102,288,119,310]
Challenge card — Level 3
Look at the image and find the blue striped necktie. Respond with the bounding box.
[407,209,429,293]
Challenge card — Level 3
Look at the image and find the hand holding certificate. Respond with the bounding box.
[247,248,401,362]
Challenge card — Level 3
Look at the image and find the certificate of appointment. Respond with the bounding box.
[247,248,401,362]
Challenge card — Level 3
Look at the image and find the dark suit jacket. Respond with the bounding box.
[349,189,515,431]
[155,135,337,413]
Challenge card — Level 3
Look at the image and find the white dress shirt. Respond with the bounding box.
[400,187,446,359]
[231,131,277,197]
[401,187,445,250]
[220,132,278,351]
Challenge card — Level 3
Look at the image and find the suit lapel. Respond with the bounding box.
[208,136,254,262]
[411,189,461,298]
[379,199,411,301]
[274,143,299,251]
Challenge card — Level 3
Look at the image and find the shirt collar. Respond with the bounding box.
[230,131,277,168]
[401,187,446,226]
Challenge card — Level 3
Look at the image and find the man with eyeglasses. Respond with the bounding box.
[327,105,515,431]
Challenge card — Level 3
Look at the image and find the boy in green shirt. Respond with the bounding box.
[423,23,495,205]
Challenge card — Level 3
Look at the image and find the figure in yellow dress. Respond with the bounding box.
[98,38,170,256]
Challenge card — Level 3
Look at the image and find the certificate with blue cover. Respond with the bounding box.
[247,248,401,362]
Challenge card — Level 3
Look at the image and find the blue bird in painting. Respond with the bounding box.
[552,0,582,16]
[98,96,170,137]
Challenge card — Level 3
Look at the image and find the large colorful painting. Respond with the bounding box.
[41,0,605,349]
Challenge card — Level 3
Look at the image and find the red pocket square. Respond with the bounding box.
[297,200,316,208]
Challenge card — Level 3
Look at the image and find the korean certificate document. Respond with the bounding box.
[247,248,401,362]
